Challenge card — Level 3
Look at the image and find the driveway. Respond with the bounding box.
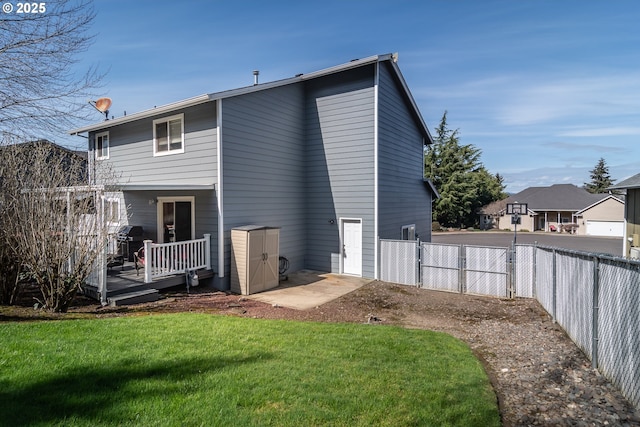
[432,231,623,256]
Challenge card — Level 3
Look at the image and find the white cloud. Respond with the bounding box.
[558,127,640,137]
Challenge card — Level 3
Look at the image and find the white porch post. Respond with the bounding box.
[100,242,107,306]
[99,194,108,306]
[545,212,548,231]
[143,239,153,283]
[204,234,211,270]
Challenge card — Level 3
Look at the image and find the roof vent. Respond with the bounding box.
[253,70,259,85]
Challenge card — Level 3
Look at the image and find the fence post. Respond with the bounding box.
[204,234,211,270]
[591,255,600,369]
[510,244,516,298]
[415,238,420,287]
[533,242,537,299]
[143,239,153,284]
[459,244,465,294]
[552,248,557,323]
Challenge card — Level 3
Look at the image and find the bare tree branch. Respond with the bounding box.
[0,0,103,139]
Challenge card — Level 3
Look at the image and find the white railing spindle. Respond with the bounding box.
[142,236,210,283]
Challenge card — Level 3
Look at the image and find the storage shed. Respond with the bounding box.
[230,225,280,295]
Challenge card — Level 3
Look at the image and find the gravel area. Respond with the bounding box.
[3,280,640,426]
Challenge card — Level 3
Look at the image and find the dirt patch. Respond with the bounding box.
[2,281,639,426]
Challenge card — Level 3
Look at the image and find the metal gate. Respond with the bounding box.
[380,239,419,285]
[421,243,461,292]
[464,245,509,297]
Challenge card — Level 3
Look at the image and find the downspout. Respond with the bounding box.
[216,99,225,284]
[373,62,379,279]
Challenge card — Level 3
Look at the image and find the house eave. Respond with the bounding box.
[69,94,213,135]
[423,178,440,199]
[69,53,431,139]
[120,183,215,191]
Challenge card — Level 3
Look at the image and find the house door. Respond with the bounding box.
[157,197,194,243]
[342,219,362,276]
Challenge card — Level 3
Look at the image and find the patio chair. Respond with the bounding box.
[134,246,145,275]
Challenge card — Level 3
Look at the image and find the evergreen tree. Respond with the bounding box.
[584,158,615,194]
[425,111,506,228]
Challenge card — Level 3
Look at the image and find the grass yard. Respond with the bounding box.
[0,314,499,426]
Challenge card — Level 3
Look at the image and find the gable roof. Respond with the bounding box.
[69,54,432,143]
[480,184,612,214]
[575,194,625,215]
[608,172,640,190]
[0,139,88,184]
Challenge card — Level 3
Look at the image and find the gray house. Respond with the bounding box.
[70,54,436,291]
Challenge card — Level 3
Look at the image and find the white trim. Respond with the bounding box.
[103,196,120,226]
[373,62,379,280]
[217,99,225,278]
[120,183,215,191]
[339,217,363,277]
[95,131,109,160]
[153,113,185,156]
[156,196,195,243]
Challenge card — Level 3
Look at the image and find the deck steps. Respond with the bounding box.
[84,264,216,306]
[108,289,160,307]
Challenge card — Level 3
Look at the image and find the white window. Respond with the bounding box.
[153,113,184,156]
[95,131,109,159]
[401,224,416,240]
[104,198,120,225]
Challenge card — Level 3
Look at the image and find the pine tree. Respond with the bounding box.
[425,111,506,228]
[584,158,615,194]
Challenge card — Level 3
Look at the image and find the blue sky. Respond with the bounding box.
[65,0,640,193]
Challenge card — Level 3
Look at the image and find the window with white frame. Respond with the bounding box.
[401,224,416,240]
[153,113,184,155]
[104,198,120,225]
[95,131,109,159]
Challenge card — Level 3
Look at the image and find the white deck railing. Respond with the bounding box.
[142,234,211,283]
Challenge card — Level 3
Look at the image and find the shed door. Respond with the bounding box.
[342,219,362,276]
[248,230,266,292]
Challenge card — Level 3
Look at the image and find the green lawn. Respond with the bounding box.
[0,314,499,426]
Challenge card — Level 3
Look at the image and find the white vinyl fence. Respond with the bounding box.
[379,239,640,408]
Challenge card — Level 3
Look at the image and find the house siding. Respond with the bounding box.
[578,198,624,235]
[221,83,306,285]
[305,67,376,277]
[377,62,432,242]
[92,103,217,187]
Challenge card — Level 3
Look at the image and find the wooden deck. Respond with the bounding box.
[83,261,214,305]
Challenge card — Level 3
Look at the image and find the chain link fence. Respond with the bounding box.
[420,243,460,292]
[380,239,419,285]
[379,239,640,408]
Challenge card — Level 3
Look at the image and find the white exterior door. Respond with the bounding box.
[342,219,362,276]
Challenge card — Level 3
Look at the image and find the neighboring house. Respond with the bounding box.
[478,184,624,236]
[608,173,640,257]
[69,54,437,290]
[0,139,88,183]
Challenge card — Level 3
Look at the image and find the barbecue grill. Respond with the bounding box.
[116,225,144,262]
